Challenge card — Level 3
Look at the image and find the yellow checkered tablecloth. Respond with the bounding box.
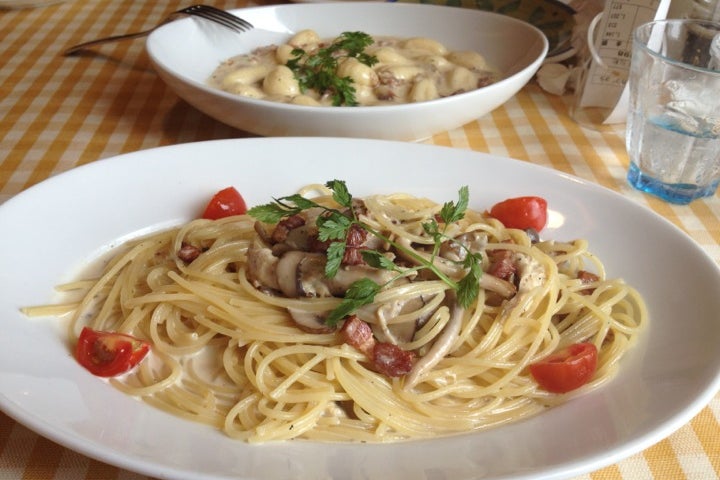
[1,1,719,479]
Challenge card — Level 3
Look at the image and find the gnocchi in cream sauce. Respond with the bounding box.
[208,30,500,106]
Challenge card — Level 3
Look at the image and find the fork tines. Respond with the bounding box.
[180,5,253,33]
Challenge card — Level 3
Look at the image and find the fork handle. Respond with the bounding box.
[63,29,155,56]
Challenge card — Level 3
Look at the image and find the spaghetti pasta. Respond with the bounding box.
[26,184,646,443]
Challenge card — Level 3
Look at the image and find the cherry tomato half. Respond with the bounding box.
[202,187,247,220]
[529,342,598,393]
[489,196,548,231]
[75,327,150,377]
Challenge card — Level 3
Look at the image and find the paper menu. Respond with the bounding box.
[573,0,672,125]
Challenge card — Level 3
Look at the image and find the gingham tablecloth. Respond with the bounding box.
[1,1,719,479]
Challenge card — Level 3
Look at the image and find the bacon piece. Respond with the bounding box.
[577,270,600,295]
[372,343,415,377]
[339,316,415,377]
[342,247,367,266]
[271,214,306,243]
[308,223,368,265]
[487,249,516,281]
[342,224,368,266]
[177,243,202,264]
[339,315,375,356]
[345,223,367,248]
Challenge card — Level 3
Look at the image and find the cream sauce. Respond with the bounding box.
[207,30,500,106]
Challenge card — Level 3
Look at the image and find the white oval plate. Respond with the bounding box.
[1,138,720,480]
[146,3,547,141]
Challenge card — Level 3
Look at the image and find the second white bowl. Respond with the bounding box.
[146,2,548,141]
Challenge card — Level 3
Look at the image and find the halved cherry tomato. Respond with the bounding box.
[75,327,150,377]
[529,342,598,393]
[202,187,247,220]
[489,196,548,231]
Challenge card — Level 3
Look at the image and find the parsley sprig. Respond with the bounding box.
[248,180,482,326]
[285,32,378,106]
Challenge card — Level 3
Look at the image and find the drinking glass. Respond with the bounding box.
[626,19,720,204]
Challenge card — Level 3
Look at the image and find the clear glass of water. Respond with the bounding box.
[626,19,720,204]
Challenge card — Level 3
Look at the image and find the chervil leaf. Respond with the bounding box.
[332,78,357,107]
[335,32,375,57]
[317,213,352,241]
[361,250,398,271]
[325,241,346,278]
[246,203,291,224]
[457,252,482,308]
[357,52,378,67]
[422,217,442,243]
[457,273,480,309]
[248,194,323,223]
[325,180,352,209]
[277,194,322,211]
[325,278,381,326]
[285,32,378,107]
[439,186,469,224]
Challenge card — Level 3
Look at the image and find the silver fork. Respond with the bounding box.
[64,5,253,56]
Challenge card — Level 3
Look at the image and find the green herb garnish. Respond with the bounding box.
[285,32,378,106]
[248,180,483,326]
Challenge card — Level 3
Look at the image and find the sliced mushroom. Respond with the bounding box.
[246,238,280,291]
[374,293,435,345]
[274,207,324,250]
[287,308,335,333]
[275,251,307,297]
[524,228,540,244]
[404,295,465,390]
[376,299,419,345]
[283,223,316,251]
[250,238,398,300]
[479,274,516,298]
[277,251,347,298]
[297,254,333,297]
[329,265,396,296]
[253,221,273,243]
[439,231,488,262]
